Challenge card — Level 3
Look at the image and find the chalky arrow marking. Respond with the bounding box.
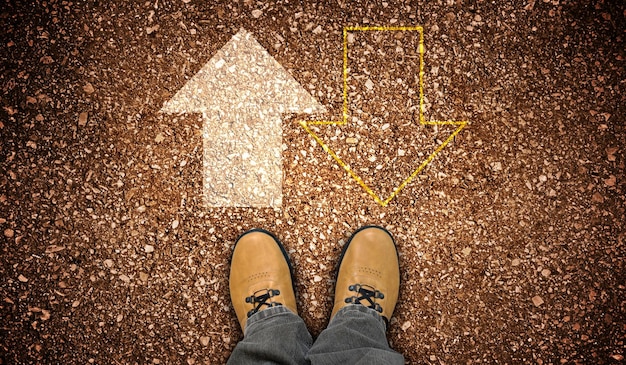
[161,28,325,208]
[299,26,468,207]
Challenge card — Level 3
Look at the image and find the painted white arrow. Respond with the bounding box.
[161,28,325,208]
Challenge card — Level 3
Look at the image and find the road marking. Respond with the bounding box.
[299,26,468,207]
[161,28,325,208]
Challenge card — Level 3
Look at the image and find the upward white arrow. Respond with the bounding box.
[161,28,325,208]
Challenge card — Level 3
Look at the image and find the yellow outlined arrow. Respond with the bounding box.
[299,26,468,207]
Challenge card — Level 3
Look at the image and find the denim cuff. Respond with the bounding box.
[244,305,297,336]
[331,304,388,331]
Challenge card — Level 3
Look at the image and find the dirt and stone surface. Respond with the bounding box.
[1,0,625,364]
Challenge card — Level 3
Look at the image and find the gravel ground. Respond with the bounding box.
[1,0,624,364]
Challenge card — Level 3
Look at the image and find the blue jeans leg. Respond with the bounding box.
[305,305,405,365]
[227,306,312,365]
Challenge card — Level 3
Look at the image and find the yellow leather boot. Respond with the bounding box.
[331,226,400,326]
[229,229,297,331]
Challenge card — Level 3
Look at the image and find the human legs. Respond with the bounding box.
[306,305,403,364]
[306,226,404,364]
[227,306,312,365]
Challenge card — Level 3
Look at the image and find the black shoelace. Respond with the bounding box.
[246,289,282,318]
[344,284,384,313]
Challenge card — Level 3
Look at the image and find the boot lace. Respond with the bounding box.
[246,289,282,318]
[344,284,384,313]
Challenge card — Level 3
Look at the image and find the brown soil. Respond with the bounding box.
[1,0,624,364]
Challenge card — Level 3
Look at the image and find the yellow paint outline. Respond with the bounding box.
[299,26,468,207]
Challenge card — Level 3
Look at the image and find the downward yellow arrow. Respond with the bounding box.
[299,26,467,207]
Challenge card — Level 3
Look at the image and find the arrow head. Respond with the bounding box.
[161,28,326,116]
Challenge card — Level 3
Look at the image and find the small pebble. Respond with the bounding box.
[78,112,88,126]
[40,309,50,321]
[490,161,503,171]
[83,83,95,94]
[401,321,412,331]
[146,25,159,35]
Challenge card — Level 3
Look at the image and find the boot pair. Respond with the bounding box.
[229,226,400,330]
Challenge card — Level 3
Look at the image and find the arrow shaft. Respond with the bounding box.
[202,111,283,208]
